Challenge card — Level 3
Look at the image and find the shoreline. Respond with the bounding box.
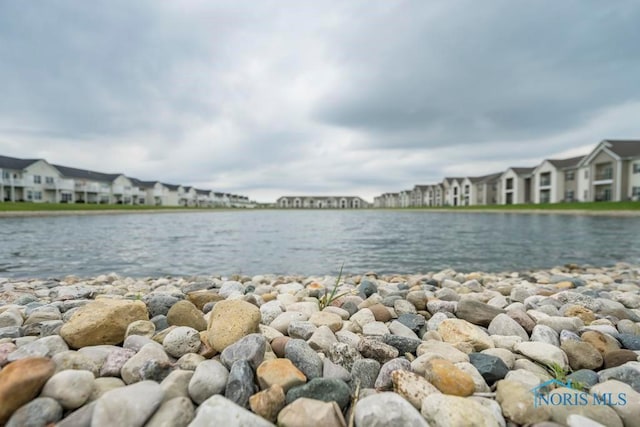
[1,264,639,426]
[1,207,639,218]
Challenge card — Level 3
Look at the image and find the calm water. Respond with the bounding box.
[0,211,638,279]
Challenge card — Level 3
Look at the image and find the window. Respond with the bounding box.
[27,190,33,201]
[34,191,42,200]
[61,193,72,202]
[45,177,54,184]
[2,171,9,179]
[633,187,640,198]
[584,190,588,200]
[584,170,589,179]
[634,163,640,174]
[33,175,41,184]
[565,170,575,181]
[565,190,575,201]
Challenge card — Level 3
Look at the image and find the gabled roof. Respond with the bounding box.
[162,183,181,191]
[512,167,535,175]
[0,155,40,170]
[53,164,121,182]
[605,140,640,158]
[443,177,463,184]
[195,189,210,195]
[547,156,585,169]
[469,172,501,183]
[129,178,157,189]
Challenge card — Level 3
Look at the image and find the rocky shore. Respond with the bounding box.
[0,264,639,427]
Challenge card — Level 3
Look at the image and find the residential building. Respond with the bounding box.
[411,185,430,207]
[0,156,75,203]
[499,167,534,205]
[532,156,584,204]
[399,190,412,208]
[577,140,640,202]
[471,173,501,205]
[442,178,463,206]
[276,196,370,208]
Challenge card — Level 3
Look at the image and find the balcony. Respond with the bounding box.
[1,177,25,186]
[75,183,105,193]
[594,169,613,181]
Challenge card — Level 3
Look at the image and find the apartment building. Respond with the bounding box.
[372,139,639,207]
[0,154,254,207]
[277,196,370,209]
[577,140,640,202]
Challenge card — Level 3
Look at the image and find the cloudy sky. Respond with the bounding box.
[1,1,639,202]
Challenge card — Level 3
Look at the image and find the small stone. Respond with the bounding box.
[538,316,583,333]
[424,358,475,397]
[279,398,346,427]
[167,300,207,331]
[5,397,63,427]
[355,392,429,427]
[604,349,639,369]
[416,340,470,363]
[397,313,426,333]
[496,379,551,424]
[140,359,175,382]
[288,320,317,340]
[257,358,307,392]
[438,319,494,351]
[0,357,55,425]
[394,299,417,315]
[145,396,195,427]
[55,401,96,427]
[351,359,380,391]
[421,393,501,427]
[391,369,441,409]
[125,320,156,338]
[100,347,136,377]
[270,312,308,334]
[190,394,274,427]
[220,333,266,371]
[468,353,509,386]
[188,359,229,404]
[60,299,149,349]
[286,378,350,410]
[515,341,569,370]
[121,342,170,384]
[160,369,193,402]
[598,362,640,392]
[561,340,603,370]
[323,358,351,382]
[488,313,528,340]
[357,337,399,363]
[328,342,361,371]
[456,299,505,327]
[226,360,257,407]
[284,339,323,380]
[504,369,542,389]
[564,305,596,324]
[308,312,343,332]
[308,325,338,353]
[374,358,411,390]
[207,300,261,352]
[162,326,201,358]
[381,334,421,354]
[581,330,621,355]
[92,380,164,427]
[530,325,560,346]
[566,369,599,389]
[270,336,290,358]
[250,384,286,423]
[144,295,180,317]
[89,377,125,401]
[40,369,94,410]
[616,334,640,351]
[507,309,536,333]
[368,304,392,322]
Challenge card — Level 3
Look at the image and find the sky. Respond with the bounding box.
[1,1,639,203]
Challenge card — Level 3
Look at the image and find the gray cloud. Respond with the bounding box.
[0,1,639,202]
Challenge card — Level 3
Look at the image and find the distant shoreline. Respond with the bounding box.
[1,207,639,217]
